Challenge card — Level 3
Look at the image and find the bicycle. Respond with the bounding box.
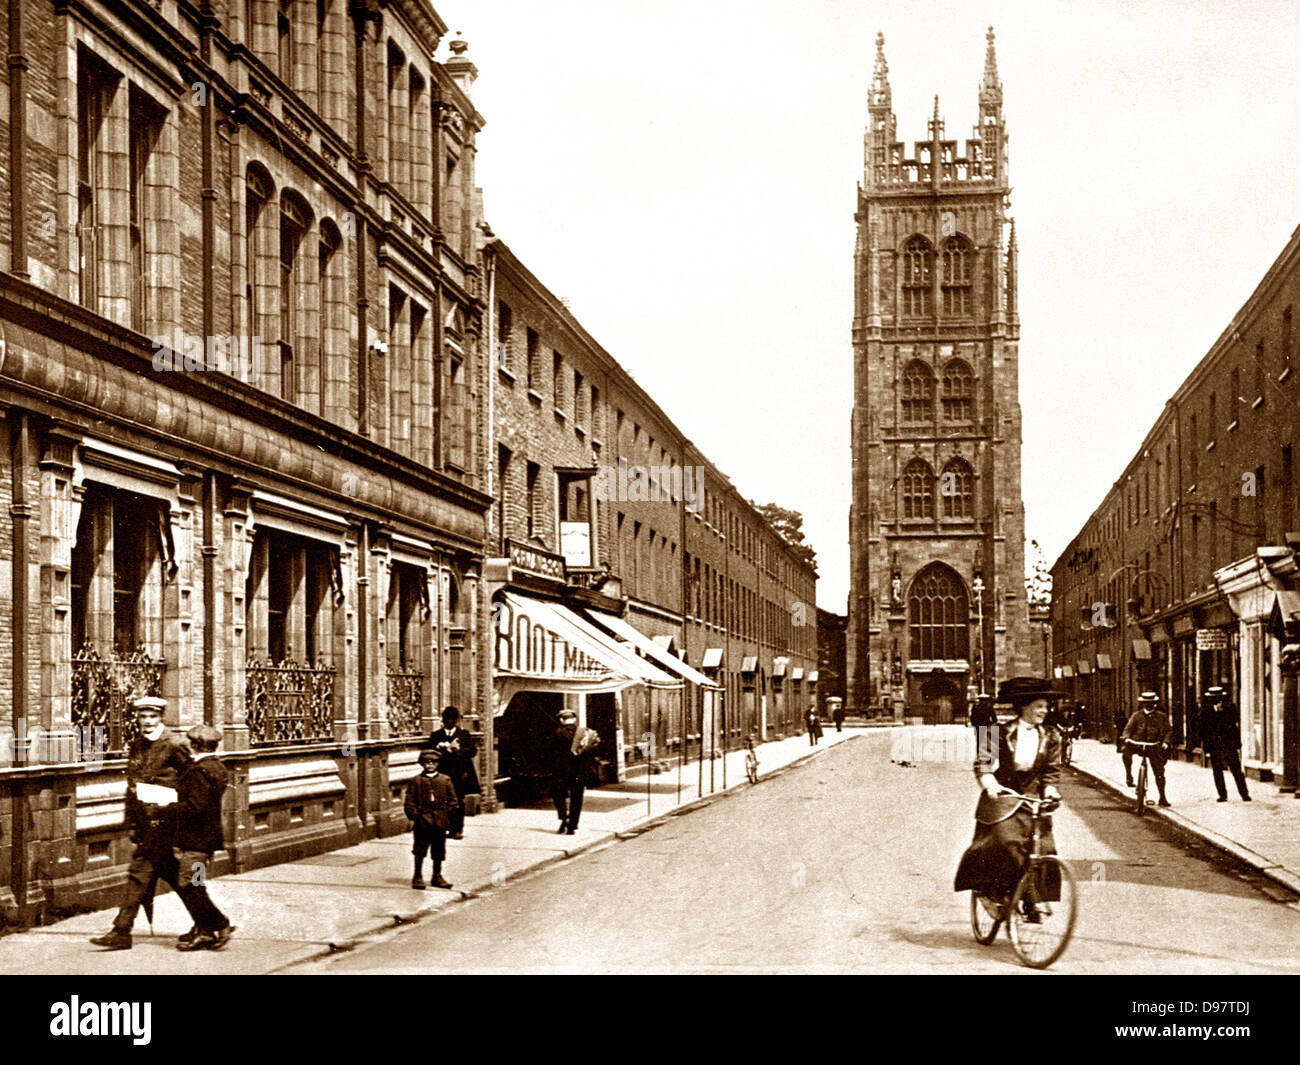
[1126,740,1162,816]
[969,792,1078,969]
[1059,725,1078,768]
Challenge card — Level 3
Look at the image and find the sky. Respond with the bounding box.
[434,0,1300,612]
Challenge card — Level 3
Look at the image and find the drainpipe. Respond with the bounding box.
[481,244,497,812]
[11,411,32,922]
[351,4,376,435]
[8,0,28,279]
[199,2,218,728]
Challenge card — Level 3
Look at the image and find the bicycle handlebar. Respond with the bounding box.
[1125,739,1162,749]
[993,790,1061,811]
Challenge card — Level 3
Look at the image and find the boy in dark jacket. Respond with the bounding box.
[172,725,235,951]
[404,749,457,889]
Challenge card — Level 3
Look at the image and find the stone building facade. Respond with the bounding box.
[847,29,1033,721]
[1051,222,1300,786]
[0,0,491,924]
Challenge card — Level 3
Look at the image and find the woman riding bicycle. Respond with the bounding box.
[954,676,1066,910]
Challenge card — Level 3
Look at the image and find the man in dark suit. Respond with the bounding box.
[90,696,193,951]
[1204,685,1251,802]
[1121,690,1174,805]
[551,709,598,834]
[171,725,235,951]
[427,705,479,839]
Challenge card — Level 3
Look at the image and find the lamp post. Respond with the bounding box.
[972,573,986,696]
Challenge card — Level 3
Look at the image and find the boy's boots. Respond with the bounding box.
[412,858,426,890]
[431,862,453,890]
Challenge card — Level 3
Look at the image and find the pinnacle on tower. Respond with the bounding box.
[870,31,891,109]
[980,25,1002,111]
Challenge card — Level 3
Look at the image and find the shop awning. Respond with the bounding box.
[494,593,680,709]
[652,634,679,656]
[583,611,720,688]
[1076,659,1091,675]
[792,667,804,682]
[772,657,789,678]
[808,671,819,683]
[1273,590,1300,621]
[1096,653,1113,671]
[1132,639,1152,660]
[1062,665,1074,677]
[702,648,723,669]
[740,656,758,674]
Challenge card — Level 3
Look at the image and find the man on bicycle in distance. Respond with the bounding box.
[1121,690,1173,806]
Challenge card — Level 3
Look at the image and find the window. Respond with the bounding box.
[1208,393,1216,441]
[1230,368,1240,424]
[1285,306,1293,372]
[316,0,329,103]
[940,360,973,421]
[941,236,973,316]
[940,458,973,518]
[591,385,601,439]
[248,529,335,667]
[386,43,408,194]
[279,193,311,402]
[278,0,294,87]
[902,236,933,316]
[553,351,563,410]
[902,459,934,519]
[574,370,584,425]
[908,563,969,660]
[525,461,540,540]
[446,353,467,470]
[496,301,511,370]
[246,166,273,371]
[526,328,538,390]
[1283,445,1294,536]
[77,52,116,312]
[128,89,163,334]
[318,219,341,404]
[1188,413,1198,479]
[1256,340,1266,405]
[901,360,934,423]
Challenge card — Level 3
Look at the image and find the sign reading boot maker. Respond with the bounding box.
[494,596,610,681]
[1196,629,1229,651]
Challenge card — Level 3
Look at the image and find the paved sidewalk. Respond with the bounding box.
[1067,737,1300,896]
[0,728,861,974]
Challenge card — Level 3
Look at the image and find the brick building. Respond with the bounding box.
[847,29,1034,723]
[0,0,492,923]
[484,241,818,793]
[1051,222,1300,787]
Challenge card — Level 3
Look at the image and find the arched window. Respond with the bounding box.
[279,190,313,403]
[901,360,934,423]
[902,458,934,519]
[942,236,973,316]
[940,457,974,518]
[902,236,933,316]
[941,359,974,422]
[909,563,969,660]
[245,165,275,380]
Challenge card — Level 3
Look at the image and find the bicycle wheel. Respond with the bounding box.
[970,892,1002,945]
[1008,856,1078,969]
[1136,760,1148,817]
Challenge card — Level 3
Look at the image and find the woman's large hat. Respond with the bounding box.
[996,676,1066,704]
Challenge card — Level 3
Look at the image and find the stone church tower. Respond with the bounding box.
[847,28,1033,721]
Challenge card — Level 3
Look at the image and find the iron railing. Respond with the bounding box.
[386,669,424,736]
[245,659,336,747]
[71,645,167,755]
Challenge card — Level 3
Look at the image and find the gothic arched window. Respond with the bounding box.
[902,458,935,519]
[942,236,973,316]
[941,359,974,422]
[902,236,933,316]
[908,563,969,660]
[940,457,974,518]
[901,360,934,423]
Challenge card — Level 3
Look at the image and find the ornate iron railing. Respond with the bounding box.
[245,659,336,747]
[387,670,424,736]
[71,645,167,755]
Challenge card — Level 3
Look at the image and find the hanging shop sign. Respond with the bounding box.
[1195,628,1229,651]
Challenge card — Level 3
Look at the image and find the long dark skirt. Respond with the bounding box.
[953,808,1060,900]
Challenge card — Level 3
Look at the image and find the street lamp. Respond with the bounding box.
[972,573,986,696]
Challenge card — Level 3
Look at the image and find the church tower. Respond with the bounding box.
[847,29,1033,721]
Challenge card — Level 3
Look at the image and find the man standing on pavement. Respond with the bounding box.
[1121,690,1174,806]
[90,696,193,950]
[1204,685,1251,802]
[427,706,479,839]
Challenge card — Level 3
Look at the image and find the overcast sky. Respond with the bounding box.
[437,0,1300,612]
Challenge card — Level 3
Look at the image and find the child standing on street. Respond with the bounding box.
[404,748,457,890]
[745,733,759,784]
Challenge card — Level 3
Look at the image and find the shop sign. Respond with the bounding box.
[508,539,566,582]
[1196,628,1229,651]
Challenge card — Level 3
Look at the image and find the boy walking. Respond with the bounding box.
[172,725,235,951]
[404,749,456,889]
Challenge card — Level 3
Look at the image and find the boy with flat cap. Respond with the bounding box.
[404,748,456,889]
[171,725,236,950]
[91,696,192,950]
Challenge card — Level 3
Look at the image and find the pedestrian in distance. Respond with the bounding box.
[1113,704,1128,753]
[1203,685,1251,802]
[744,732,759,784]
[953,677,1065,911]
[832,700,845,733]
[91,696,193,951]
[551,708,599,834]
[170,725,236,951]
[1121,691,1173,806]
[404,748,456,889]
[427,705,480,839]
[805,704,823,746]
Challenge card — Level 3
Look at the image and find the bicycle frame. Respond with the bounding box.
[1126,740,1160,813]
